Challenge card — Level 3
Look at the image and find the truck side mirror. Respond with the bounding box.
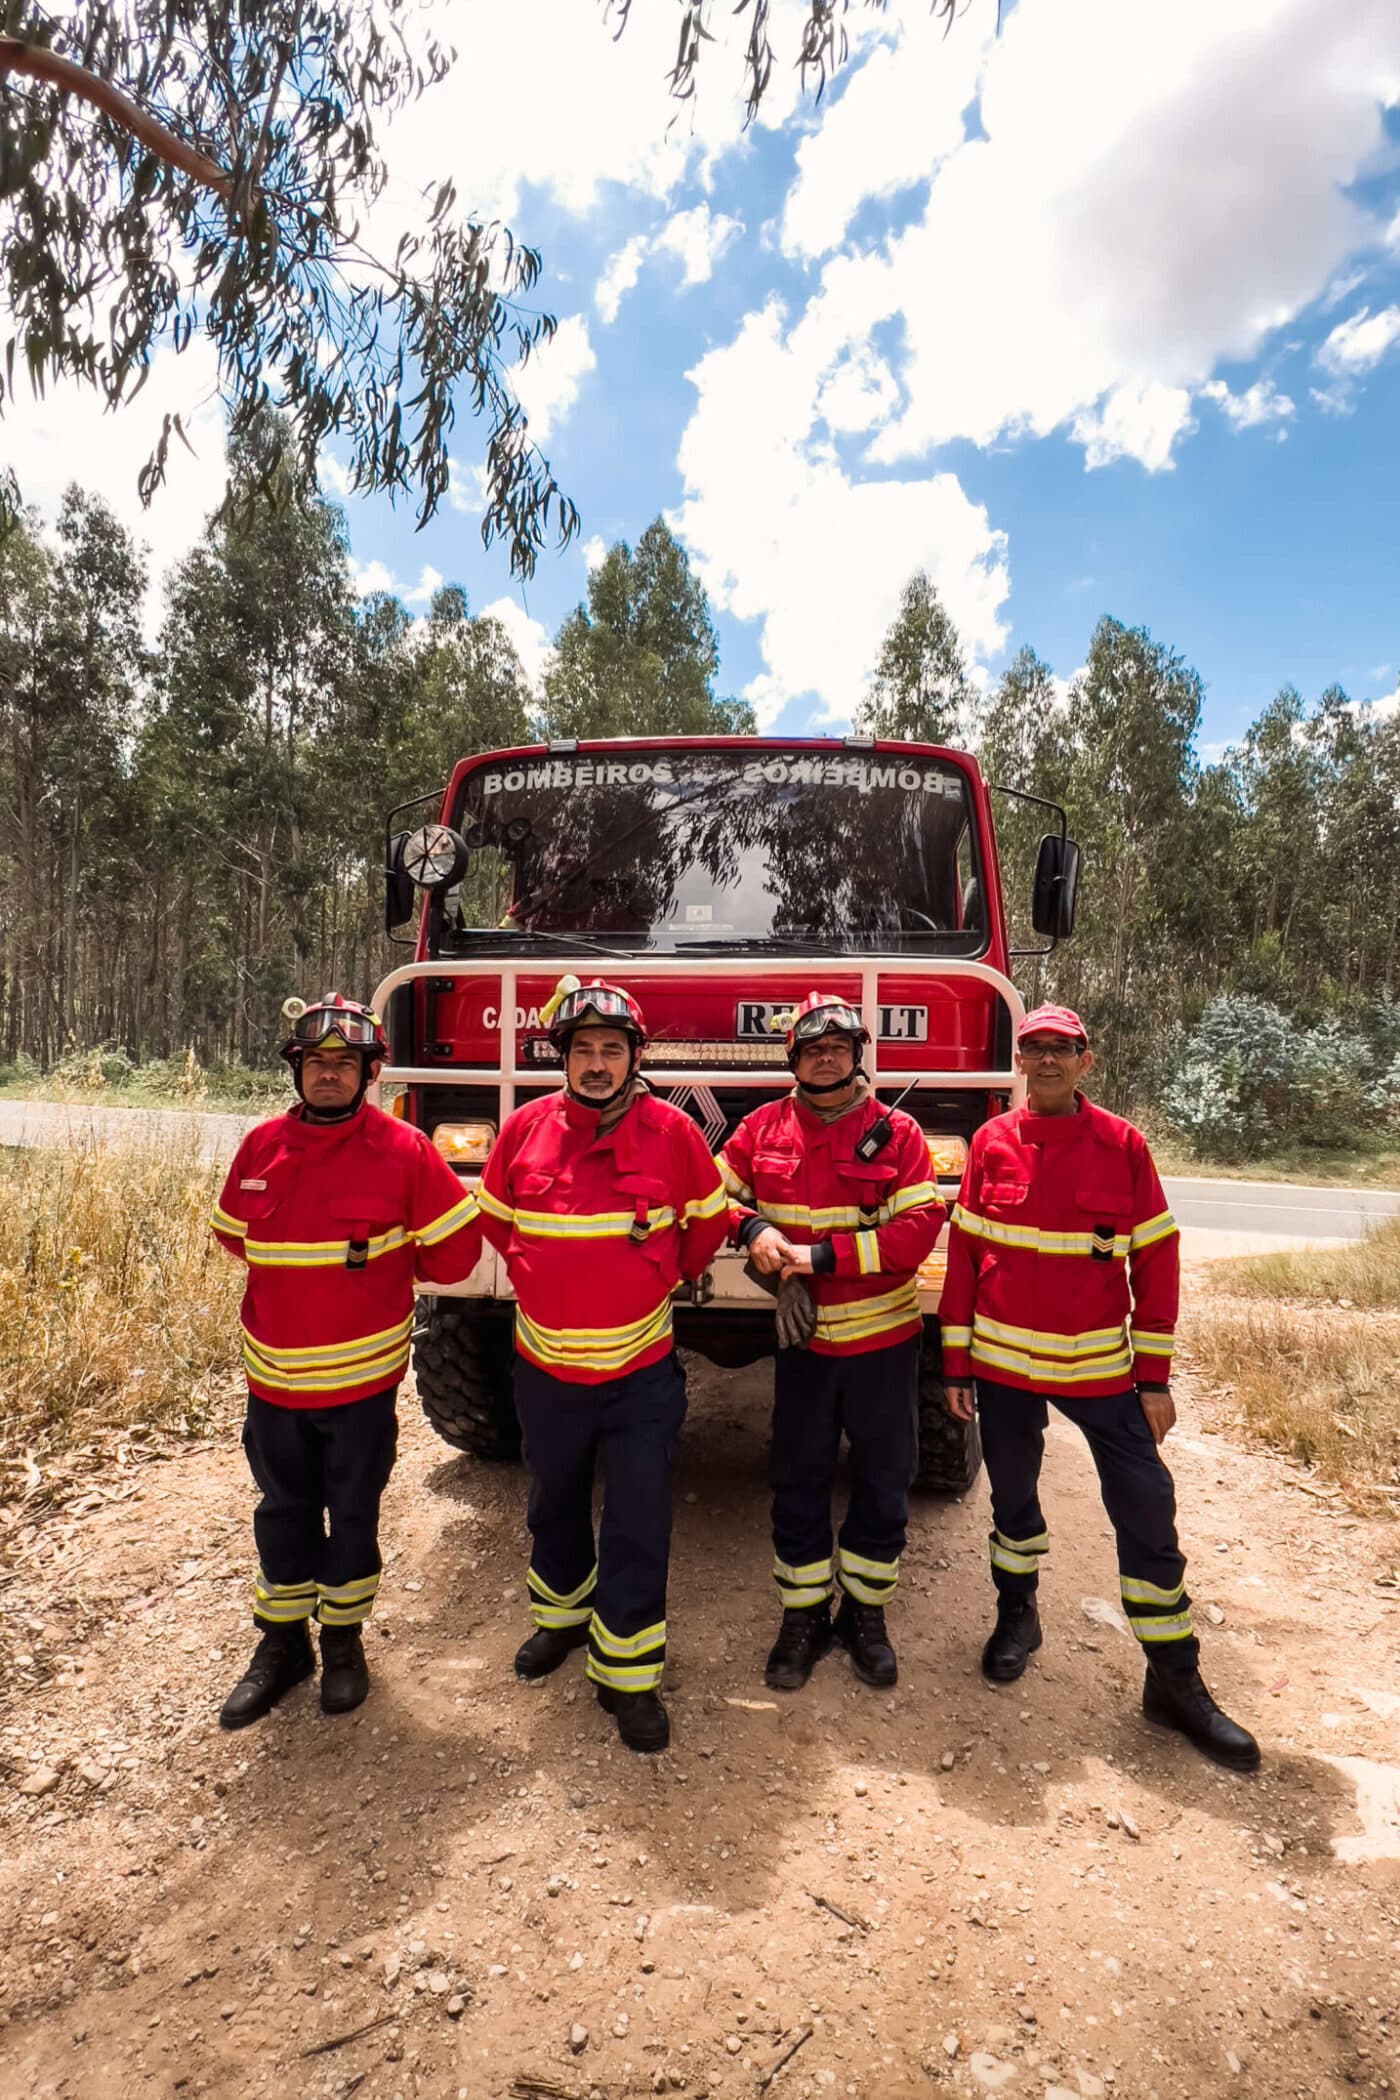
[385,833,417,933]
[1031,834,1080,941]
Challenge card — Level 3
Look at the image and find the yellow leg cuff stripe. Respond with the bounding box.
[589,1617,667,1660]
[254,1598,315,1622]
[838,1548,899,1581]
[777,1581,834,1609]
[1120,1575,1186,1607]
[838,1571,896,1605]
[527,1563,598,1610]
[531,1602,594,1629]
[316,1575,381,1605]
[585,1656,664,1693]
[1129,1612,1194,1642]
[318,1599,374,1626]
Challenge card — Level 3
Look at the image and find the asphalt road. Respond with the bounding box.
[3,1100,1396,1255]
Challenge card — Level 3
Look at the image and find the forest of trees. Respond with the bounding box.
[3,451,1398,1142]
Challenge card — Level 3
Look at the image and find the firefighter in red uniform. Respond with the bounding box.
[477,979,728,1755]
[211,995,482,1729]
[718,994,945,1692]
[942,1004,1260,1770]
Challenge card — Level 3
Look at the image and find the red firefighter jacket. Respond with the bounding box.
[477,1089,729,1383]
[211,1104,482,1408]
[719,1093,945,1356]
[940,1094,1178,1397]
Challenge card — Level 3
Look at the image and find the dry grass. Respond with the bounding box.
[1187,1219,1400,1497]
[0,1137,242,1474]
[1208,1214,1400,1309]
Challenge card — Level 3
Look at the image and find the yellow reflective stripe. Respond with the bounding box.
[531,1601,593,1629]
[717,1156,754,1201]
[887,1181,939,1216]
[839,1568,897,1604]
[515,1298,673,1373]
[1130,1209,1178,1251]
[243,1340,410,1392]
[241,1315,414,1368]
[1129,1330,1175,1356]
[586,1655,663,1692]
[319,1594,376,1624]
[245,1228,410,1268]
[971,1339,1132,1385]
[774,1557,834,1587]
[1129,1611,1194,1642]
[683,1184,727,1222]
[838,1548,898,1581]
[511,1206,677,1239]
[1120,1575,1185,1607]
[953,1204,1131,1259]
[255,1569,316,1600]
[814,1282,921,1345]
[759,1200,893,1231]
[974,1314,1128,1360]
[989,1530,1048,1575]
[211,1205,247,1237]
[254,1594,314,1621]
[855,1230,881,1276]
[527,1563,598,1610]
[941,1324,973,1348]
[317,1573,380,1605]
[590,1616,666,1660]
[477,1185,515,1224]
[415,1194,480,1246]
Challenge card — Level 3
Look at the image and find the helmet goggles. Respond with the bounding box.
[790,1001,865,1045]
[281,996,387,1055]
[550,986,643,1038]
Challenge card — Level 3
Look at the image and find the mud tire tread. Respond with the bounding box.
[913,1321,983,1496]
[414,1300,521,1462]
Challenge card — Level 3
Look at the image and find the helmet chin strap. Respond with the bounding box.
[794,1062,865,1098]
[293,1050,373,1122]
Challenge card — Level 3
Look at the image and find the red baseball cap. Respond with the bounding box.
[1017,1003,1088,1045]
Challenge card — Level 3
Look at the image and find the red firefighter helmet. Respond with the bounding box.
[779,990,870,1061]
[542,976,648,1052]
[278,992,388,1064]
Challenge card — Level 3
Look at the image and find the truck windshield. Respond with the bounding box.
[446,747,988,954]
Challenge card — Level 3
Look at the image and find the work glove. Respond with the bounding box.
[774,1273,817,1350]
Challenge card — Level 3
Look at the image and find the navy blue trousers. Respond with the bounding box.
[242,1388,398,1629]
[976,1378,1198,1670]
[513,1351,687,1694]
[771,1335,920,1611]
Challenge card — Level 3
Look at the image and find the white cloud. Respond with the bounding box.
[478,595,554,694]
[405,564,444,605]
[653,204,744,288]
[352,558,397,597]
[447,457,488,514]
[596,206,743,325]
[1201,377,1297,429]
[595,236,649,326]
[582,535,608,572]
[674,301,1009,728]
[512,314,596,445]
[764,0,1400,477]
[1071,383,1196,474]
[1,338,227,634]
[1317,304,1400,375]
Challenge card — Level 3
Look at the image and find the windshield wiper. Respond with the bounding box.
[676,936,842,953]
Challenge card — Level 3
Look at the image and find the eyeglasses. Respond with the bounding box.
[1020,1038,1084,1060]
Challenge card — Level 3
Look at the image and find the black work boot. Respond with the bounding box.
[219,1622,315,1730]
[981,1597,1043,1683]
[319,1624,370,1715]
[765,1603,834,1692]
[514,1622,591,1682]
[595,1684,670,1754]
[834,1594,897,1688]
[1142,1661,1261,1771]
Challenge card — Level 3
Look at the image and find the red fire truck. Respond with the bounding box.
[374,735,1079,1493]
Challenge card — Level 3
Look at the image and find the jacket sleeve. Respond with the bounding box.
[715,1114,763,1248]
[410,1137,484,1287]
[827,1117,945,1282]
[476,1122,516,1258]
[1126,1136,1179,1384]
[675,1119,730,1280]
[211,1141,253,1263]
[937,1142,983,1381]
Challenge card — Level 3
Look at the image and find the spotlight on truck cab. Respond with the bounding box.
[399,824,470,892]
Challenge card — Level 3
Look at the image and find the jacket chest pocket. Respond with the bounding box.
[327,1197,399,1272]
[835,1160,897,1224]
[1073,1184,1133,1262]
[981,1178,1030,1219]
[614,1174,674,1255]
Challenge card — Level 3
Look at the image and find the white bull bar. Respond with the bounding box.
[370,955,1026,1309]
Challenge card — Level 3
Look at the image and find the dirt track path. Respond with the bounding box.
[2,1353,1399,2100]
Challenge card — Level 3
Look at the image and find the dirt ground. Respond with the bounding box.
[3,1333,1400,2100]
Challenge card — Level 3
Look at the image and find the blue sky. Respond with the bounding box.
[11,0,1400,748]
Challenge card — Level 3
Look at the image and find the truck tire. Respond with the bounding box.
[913,1322,983,1496]
[413,1299,521,1461]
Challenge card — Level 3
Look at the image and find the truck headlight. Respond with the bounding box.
[926,1135,968,1178]
[432,1121,495,1166]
